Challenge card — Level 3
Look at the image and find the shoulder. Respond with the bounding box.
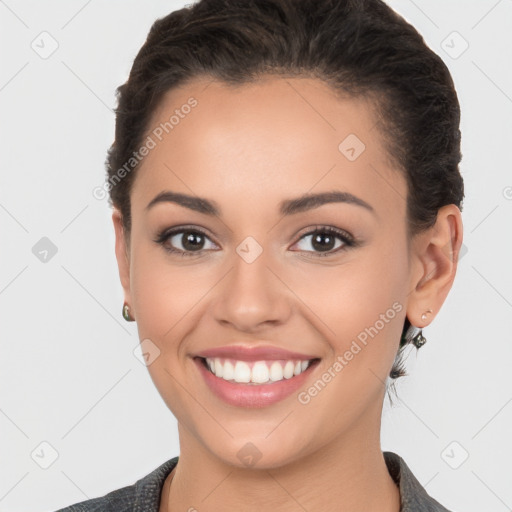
[383,451,455,512]
[53,456,179,512]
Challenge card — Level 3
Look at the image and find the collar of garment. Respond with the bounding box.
[132,451,452,512]
[55,450,453,511]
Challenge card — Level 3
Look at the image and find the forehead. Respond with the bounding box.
[131,76,405,220]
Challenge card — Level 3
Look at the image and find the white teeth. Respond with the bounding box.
[214,358,224,378]
[204,357,315,384]
[269,361,283,381]
[283,360,295,379]
[234,361,251,383]
[223,360,235,380]
[251,361,270,383]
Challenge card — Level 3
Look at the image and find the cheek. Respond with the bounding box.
[335,243,408,371]
[287,252,407,424]
[128,248,217,416]
[282,242,407,365]
[129,246,219,344]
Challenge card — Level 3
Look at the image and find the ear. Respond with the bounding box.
[406,204,464,327]
[112,208,132,308]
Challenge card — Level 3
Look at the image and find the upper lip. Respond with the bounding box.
[194,345,320,362]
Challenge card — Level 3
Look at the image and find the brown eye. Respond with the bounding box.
[174,231,206,251]
[155,226,217,256]
[292,226,356,257]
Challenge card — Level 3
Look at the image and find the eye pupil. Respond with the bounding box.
[182,232,204,251]
[312,232,336,252]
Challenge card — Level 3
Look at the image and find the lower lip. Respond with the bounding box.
[194,357,320,408]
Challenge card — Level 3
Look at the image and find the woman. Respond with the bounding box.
[57,0,464,510]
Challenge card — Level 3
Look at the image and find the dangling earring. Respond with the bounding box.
[411,328,427,348]
[122,302,135,322]
[402,309,432,348]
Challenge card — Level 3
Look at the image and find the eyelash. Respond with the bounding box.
[153,224,358,258]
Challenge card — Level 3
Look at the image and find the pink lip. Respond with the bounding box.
[194,357,320,408]
[195,345,318,362]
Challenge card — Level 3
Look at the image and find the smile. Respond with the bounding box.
[203,357,316,384]
[194,356,321,407]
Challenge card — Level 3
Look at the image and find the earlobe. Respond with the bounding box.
[406,204,463,327]
[112,208,132,304]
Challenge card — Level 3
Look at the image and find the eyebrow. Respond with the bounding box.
[145,190,376,217]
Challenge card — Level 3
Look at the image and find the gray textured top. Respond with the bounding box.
[54,451,453,511]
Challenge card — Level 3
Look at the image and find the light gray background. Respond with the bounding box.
[1,1,511,511]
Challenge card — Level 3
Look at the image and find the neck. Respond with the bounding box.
[160,420,400,512]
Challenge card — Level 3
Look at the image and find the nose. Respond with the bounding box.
[211,248,292,333]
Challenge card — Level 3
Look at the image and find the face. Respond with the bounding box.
[114,76,427,469]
